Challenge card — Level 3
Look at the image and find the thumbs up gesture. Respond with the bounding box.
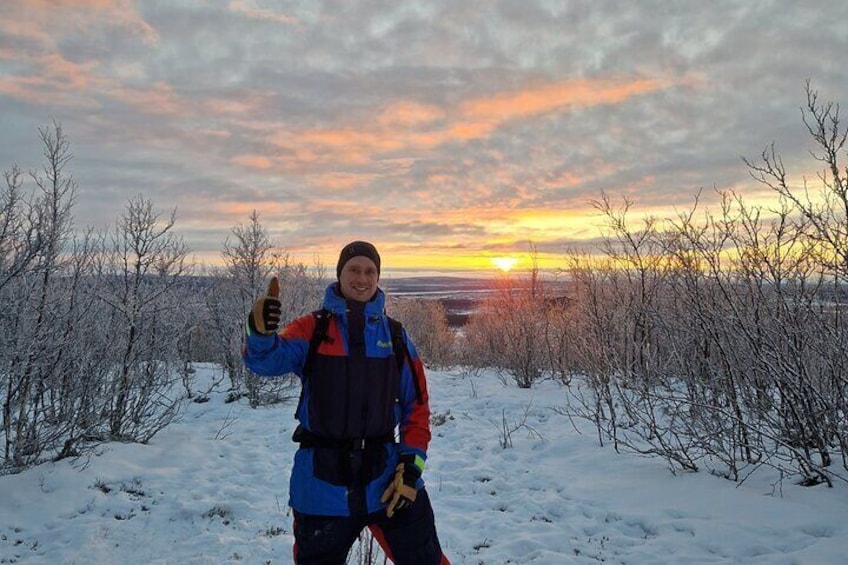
[248,277,282,335]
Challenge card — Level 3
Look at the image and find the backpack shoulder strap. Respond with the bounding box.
[295,309,332,420]
[388,317,424,405]
[303,308,332,378]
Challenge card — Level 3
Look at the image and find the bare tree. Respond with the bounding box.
[745,81,848,278]
[461,251,553,388]
[207,210,321,407]
[1,126,201,474]
[96,195,189,442]
[739,81,848,484]
[387,297,454,369]
[0,166,42,292]
[565,182,848,485]
[1,123,80,469]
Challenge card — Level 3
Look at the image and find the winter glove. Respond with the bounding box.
[247,277,281,336]
[381,453,424,518]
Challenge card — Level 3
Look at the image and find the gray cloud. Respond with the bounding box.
[1,0,846,271]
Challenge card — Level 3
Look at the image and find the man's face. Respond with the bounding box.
[338,255,379,302]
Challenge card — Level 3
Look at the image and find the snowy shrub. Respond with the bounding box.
[1,125,193,473]
[204,210,324,408]
[387,297,454,369]
[562,84,848,486]
[460,262,566,388]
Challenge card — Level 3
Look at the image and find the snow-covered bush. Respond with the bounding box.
[459,262,567,388]
[387,296,454,369]
[563,84,848,486]
[204,210,324,408]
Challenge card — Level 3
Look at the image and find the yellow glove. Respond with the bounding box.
[247,277,281,335]
[381,454,423,518]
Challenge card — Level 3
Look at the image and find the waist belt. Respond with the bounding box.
[292,426,395,450]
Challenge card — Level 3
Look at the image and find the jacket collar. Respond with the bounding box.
[322,282,386,317]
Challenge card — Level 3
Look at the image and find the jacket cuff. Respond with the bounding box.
[399,447,427,474]
[246,312,271,337]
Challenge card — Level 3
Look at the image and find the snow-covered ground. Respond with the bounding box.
[2,364,846,564]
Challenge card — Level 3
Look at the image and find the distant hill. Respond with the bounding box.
[382,276,499,327]
[382,276,496,297]
[382,274,573,327]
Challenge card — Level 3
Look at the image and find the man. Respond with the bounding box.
[243,241,449,565]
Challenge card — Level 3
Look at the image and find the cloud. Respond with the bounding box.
[0,53,100,104]
[376,101,445,130]
[257,76,677,176]
[232,154,273,170]
[3,0,158,46]
[228,1,298,26]
[1,0,846,272]
[460,77,672,122]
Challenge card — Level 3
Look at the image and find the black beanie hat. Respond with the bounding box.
[336,241,381,280]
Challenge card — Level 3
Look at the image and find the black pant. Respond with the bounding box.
[292,488,446,565]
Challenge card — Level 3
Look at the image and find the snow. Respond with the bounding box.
[2,364,847,564]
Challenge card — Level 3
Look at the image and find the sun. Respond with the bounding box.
[492,256,519,272]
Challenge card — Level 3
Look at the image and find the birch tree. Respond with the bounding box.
[96,195,189,442]
[207,210,321,407]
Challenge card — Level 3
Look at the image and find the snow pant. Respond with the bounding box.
[292,488,449,565]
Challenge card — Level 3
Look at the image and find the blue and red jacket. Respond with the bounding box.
[243,283,432,517]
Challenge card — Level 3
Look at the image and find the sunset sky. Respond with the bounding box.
[2,1,846,276]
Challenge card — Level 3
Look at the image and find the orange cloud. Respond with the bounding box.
[113,81,185,116]
[0,2,164,110]
[444,121,495,140]
[460,77,668,121]
[261,76,676,170]
[0,17,50,45]
[305,199,389,219]
[41,53,99,90]
[232,155,274,169]
[0,53,104,107]
[268,129,386,169]
[6,0,158,44]
[309,172,378,192]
